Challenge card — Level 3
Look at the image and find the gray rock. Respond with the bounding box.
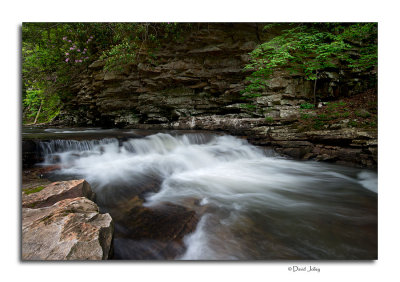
[103,72,125,81]
[88,60,105,70]
[188,45,222,54]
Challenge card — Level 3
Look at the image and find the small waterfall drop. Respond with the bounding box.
[34,131,377,260]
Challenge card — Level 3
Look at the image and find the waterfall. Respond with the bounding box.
[38,138,119,164]
[35,131,377,260]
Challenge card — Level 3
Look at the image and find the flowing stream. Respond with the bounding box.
[24,128,377,260]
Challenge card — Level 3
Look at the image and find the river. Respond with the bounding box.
[23,127,377,260]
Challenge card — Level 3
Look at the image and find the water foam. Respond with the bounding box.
[39,132,378,259]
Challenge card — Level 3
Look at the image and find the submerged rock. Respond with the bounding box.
[110,196,198,259]
[22,197,113,260]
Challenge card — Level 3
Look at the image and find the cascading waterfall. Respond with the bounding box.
[36,131,377,260]
[39,138,118,164]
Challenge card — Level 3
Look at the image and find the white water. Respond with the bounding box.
[39,132,377,260]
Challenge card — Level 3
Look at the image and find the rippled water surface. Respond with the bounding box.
[25,128,377,260]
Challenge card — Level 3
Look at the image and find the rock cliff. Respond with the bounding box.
[56,23,377,168]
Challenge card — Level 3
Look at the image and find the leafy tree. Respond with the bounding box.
[99,23,192,71]
[22,23,99,123]
[242,23,377,105]
[22,23,195,123]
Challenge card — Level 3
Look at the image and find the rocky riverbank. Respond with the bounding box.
[21,168,202,260]
[129,113,377,168]
[23,116,377,169]
[22,179,113,260]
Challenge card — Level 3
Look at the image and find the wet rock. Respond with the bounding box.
[22,140,41,168]
[23,179,95,209]
[22,197,113,260]
[110,196,198,259]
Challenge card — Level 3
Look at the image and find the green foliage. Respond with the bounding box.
[23,88,60,123]
[340,111,350,118]
[243,23,377,100]
[363,121,377,127]
[313,120,326,130]
[265,116,274,122]
[326,101,346,109]
[98,23,193,72]
[22,23,196,124]
[315,113,332,121]
[300,103,315,109]
[348,120,358,127]
[240,103,257,110]
[23,89,43,118]
[100,41,138,71]
[301,113,311,119]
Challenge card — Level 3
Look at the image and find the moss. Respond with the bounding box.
[265,116,274,123]
[24,185,45,195]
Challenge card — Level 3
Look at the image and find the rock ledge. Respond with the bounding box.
[22,180,113,260]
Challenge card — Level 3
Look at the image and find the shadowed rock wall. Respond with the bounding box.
[55,23,376,168]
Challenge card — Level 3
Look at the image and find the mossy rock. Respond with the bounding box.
[24,186,45,195]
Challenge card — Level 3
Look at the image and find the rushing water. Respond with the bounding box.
[25,128,377,260]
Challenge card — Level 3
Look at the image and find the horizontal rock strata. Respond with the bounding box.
[50,23,376,168]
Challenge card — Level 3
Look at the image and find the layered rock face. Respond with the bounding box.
[63,23,372,127]
[22,180,113,260]
[63,24,261,126]
[59,23,377,168]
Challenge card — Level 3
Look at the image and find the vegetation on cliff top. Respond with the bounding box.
[22,23,194,124]
[242,23,377,104]
[22,23,377,126]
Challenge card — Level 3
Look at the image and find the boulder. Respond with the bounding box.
[22,179,95,209]
[22,197,113,260]
[109,196,199,259]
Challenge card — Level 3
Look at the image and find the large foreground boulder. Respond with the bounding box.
[22,197,113,260]
[22,179,95,209]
